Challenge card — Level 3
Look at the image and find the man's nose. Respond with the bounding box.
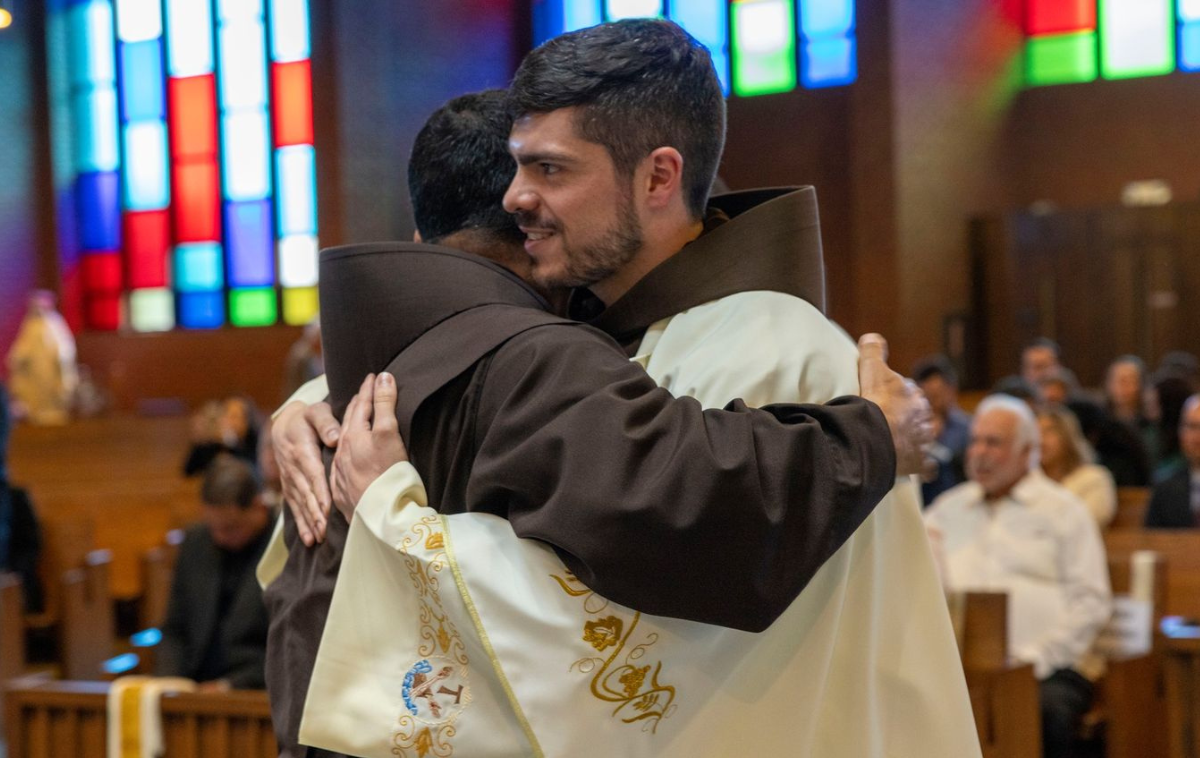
[503,174,535,215]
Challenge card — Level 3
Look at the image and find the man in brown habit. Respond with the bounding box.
[264,22,961,758]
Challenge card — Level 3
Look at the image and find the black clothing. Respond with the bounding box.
[156,522,272,688]
[1144,466,1198,528]
[0,483,43,613]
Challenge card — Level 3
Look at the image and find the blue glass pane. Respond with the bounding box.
[799,0,855,39]
[224,200,275,287]
[175,242,225,291]
[1183,23,1200,70]
[75,171,121,250]
[710,49,731,94]
[122,121,171,210]
[179,291,226,328]
[221,111,272,201]
[71,86,120,172]
[166,0,215,76]
[119,41,165,121]
[670,0,723,43]
[564,0,602,31]
[802,36,856,87]
[269,0,311,62]
[275,145,317,236]
[68,0,116,86]
[533,0,565,45]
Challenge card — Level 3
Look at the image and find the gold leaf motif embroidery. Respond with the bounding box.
[552,572,677,732]
[425,532,445,550]
[583,616,623,651]
[393,716,456,758]
[437,623,451,654]
[620,665,649,697]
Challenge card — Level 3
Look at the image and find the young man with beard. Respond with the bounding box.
[280,20,979,758]
[263,89,929,758]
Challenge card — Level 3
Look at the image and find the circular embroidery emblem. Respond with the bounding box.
[401,655,471,725]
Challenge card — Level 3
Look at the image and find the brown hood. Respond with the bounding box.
[582,186,826,348]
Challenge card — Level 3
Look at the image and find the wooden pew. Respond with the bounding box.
[3,680,276,758]
[160,690,276,757]
[1160,632,1200,758]
[2,573,27,742]
[1111,487,1151,531]
[140,529,184,631]
[1105,531,1200,621]
[1089,554,1169,758]
[59,550,116,681]
[28,516,95,632]
[952,591,1042,758]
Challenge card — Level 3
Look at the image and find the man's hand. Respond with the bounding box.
[858,333,934,477]
[273,399,340,546]
[330,372,409,522]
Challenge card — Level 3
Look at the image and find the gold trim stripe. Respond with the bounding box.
[439,515,545,758]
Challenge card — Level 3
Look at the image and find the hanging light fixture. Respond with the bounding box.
[0,0,12,30]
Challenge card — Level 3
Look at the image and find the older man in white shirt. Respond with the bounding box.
[926,394,1111,758]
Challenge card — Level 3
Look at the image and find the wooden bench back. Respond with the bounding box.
[139,529,184,630]
[1105,531,1200,621]
[3,680,276,758]
[59,550,115,680]
[1111,487,1151,530]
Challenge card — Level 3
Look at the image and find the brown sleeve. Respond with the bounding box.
[465,325,896,632]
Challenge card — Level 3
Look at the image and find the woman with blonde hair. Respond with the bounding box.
[1038,407,1117,526]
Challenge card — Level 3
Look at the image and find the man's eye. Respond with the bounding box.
[540,163,559,176]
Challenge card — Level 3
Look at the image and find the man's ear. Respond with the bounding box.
[642,147,685,211]
[413,229,423,243]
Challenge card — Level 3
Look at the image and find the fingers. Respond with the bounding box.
[305,402,341,448]
[857,333,888,364]
[344,374,375,431]
[372,373,398,433]
[285,496,315,547]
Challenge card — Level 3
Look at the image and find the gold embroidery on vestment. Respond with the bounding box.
[391,516,469,757]
[551,570,677,732]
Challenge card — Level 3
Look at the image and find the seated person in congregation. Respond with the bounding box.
[157,455,273,689]
[926,395,1111,758]
[0,382,44,612]
[181,396,261,477]
[1144,393,1200,528]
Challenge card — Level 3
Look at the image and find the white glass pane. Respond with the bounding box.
[116,0,163,43]
[279,234,319,287]
[269,0,311,62]
[218,20,269,110]
[130,288,175,332]
[221,111,272,201]
[122,121,170,210]
[166,0,215,76]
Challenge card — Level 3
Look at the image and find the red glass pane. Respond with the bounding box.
[86,292,122,331]
[123,209,170,289]
[173,161,221,242]
[168,75,218,159]
[83,252,123,292]
[1026,0,1096,35]
[272,60,314,147]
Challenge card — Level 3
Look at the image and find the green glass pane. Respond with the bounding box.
[1099,0,1174,79]
[731,0,796,97]
[230,287,277,327]
[1026,32,1097,86]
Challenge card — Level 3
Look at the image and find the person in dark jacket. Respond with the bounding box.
[0,382,43,613]
[157,455,272,688]
[1145,394,1200,529]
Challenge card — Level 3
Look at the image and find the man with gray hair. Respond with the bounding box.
[925,394,1111,758]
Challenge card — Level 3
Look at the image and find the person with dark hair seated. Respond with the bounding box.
[157,455,272,689]
[1145,394,1200,528]
[0,383,43,613]
[1066,397,1151,487]
[912,354,970,505]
